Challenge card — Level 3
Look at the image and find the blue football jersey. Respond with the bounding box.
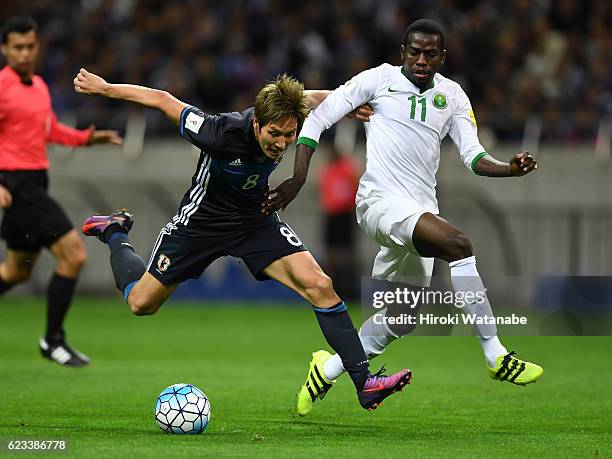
[176,106,281,229]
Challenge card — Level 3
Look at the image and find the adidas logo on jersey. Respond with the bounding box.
[229,158,242,166]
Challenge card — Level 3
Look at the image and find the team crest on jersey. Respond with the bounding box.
[157,254,171,272]
[433,93,447,109]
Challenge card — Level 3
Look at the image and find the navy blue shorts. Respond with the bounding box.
[146,213,307,285]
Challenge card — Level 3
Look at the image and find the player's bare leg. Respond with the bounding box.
[318,212,541,397]
[410,213,542,383]
[82,210,178,315]
[319,212,544,386]
[262,251,340,307]
[411,212,507,361]
[125,272,177,316]
[411,213,472,262]
[264,252,412,411]
[82,210,179,316]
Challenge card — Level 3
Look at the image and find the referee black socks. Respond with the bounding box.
[45,273,77,343]
[107,232,145,299]
[312,302,370,391]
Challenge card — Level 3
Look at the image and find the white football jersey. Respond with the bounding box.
[299,63,487,213]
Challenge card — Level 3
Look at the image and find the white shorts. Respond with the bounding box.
[356,194,434,287]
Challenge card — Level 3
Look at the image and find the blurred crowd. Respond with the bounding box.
[2,0,611,142]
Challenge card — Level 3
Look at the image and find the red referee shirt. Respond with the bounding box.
[0,65,90,171]
[318,156,359,215]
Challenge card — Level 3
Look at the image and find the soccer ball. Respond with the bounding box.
[154,383,211,434]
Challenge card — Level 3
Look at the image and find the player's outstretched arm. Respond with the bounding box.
[261,143,314,214]
[73,68,187,124]
[262,71,378,214]
[474,151,538,177]
[304,90,330,109]
[304,90,373,122]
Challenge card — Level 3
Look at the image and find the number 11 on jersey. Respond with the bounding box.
[408,95,427,122]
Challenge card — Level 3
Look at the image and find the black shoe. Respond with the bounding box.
[39,337,90,367]
[357,367,412,410]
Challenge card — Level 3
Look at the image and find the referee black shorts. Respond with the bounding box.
[323,211,355,248]
[0,170,73,252]
[146,213,307,285]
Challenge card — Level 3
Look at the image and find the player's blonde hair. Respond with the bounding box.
[254,74,309,127]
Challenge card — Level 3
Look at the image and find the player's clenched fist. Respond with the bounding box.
[261,176,305,214]
[73,68,108,96]
[0,184,13,208]
[509,151,538,176]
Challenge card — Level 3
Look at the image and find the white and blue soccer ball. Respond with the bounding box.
[154,383,211,434]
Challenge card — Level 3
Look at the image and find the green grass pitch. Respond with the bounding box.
[0,296,610,458]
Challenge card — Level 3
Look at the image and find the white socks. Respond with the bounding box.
[322,309,398,381]
[322,353,344,381]
[322,255,507,379]
[479,336,507,368]
[449,255,507,367]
